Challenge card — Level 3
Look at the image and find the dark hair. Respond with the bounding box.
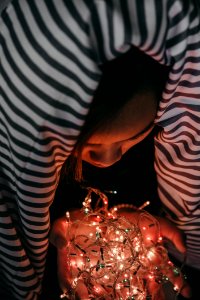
[66,46,170,181]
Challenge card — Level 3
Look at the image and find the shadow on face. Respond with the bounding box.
[81,90,157,167]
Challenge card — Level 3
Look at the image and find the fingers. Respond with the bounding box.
[167,269,192,299]
[75,281,89,300]
[180,281,192,298]
[156,217,186,254]
[49,217,68,249]
[147,280,166,300]
[170,229,186,254]
[57,246,90,300]
[57,247,69,293]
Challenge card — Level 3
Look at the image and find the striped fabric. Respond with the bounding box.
[0,0,199,299]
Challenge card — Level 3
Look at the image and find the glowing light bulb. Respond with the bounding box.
[174,285,179,292]
[63,188,183,300]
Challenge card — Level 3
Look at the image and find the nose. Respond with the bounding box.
[88,146,122,167]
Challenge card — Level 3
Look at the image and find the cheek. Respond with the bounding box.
[121,134,149,154]
[121,141,136,155]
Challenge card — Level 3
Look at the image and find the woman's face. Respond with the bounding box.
[81,91,157,168]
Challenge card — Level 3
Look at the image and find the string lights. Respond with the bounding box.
[60,188,185,299]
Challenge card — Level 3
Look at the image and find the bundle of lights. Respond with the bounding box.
[61,188,183,299]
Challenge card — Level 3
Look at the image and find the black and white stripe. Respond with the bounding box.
[154,0,200,268]
[0,0,200,298]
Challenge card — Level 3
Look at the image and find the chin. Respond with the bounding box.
[83,159,119,168]
[94,164,111,168]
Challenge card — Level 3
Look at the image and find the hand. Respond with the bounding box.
[120,210,191,299]
[49,210,192,299]
[157,216,191,299]
[156,216,186,254]
[49,211,84,297]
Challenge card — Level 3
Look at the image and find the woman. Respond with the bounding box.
[0,1,199,299]
[49,46,191,299]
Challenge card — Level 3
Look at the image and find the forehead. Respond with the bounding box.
[87,91,157,145]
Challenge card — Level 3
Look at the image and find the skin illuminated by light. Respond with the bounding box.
[81,91,157,167]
